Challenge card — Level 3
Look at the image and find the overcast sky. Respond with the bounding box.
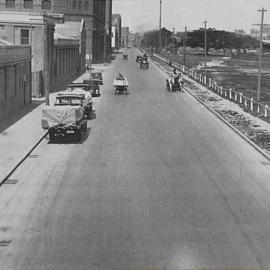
[112,0,270,33]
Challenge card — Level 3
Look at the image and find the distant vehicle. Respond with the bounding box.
[83,80,100,97]
[140,58,149,69]
[136,55,142,63]
[71,75,101,97]
[91,71,103,85]
[113,75,129,94]
[123,53,128,60]
[42,94,88,142]
[166,75,184,92]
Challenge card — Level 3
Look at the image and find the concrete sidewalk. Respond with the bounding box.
[0,65,110,184]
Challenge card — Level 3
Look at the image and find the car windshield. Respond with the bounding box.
[92,73,102,79]
[55,97,83,106]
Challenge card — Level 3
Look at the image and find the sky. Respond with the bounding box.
[112,0,270,33]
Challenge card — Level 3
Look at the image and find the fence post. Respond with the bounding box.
[224,89,227,98]
[215,82,217,92]
[265,105,268,118]
[209,78,211,87]
[258,104,260,114]
[204,76,207,85]
[229,88,232,99]
[220,86,223,96]
[235,92,238,102]
[240,92,243,104]
[244,98,247,108]
[250,98,254,112]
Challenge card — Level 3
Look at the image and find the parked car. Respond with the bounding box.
[91,71,103,85]
[42,94,88,142]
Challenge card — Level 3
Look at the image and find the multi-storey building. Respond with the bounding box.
[92,0,112,62]
[0,0,94,62]
[0,12,86,97]
[112,14,121,50]
[121,26,129,47]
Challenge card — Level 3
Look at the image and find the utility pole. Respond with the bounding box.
[44,15,50,105]
[203,20,207,77]
[256,8,267,101]
[159,0,162,51]
[172,27,175,56]
[183,26,187,66]
[103,25,107,65]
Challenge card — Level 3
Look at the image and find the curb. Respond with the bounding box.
[0,131,48,187]
[151,56,270,161]
[182,86,270,161]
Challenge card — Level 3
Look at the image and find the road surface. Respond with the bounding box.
[1,48,270,269]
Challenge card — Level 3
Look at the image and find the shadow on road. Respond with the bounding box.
[47,127,92,145]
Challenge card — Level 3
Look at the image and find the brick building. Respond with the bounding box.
[0,45,32,121]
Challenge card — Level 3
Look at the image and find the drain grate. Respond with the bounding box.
[28,154,39,159]
[0,240,11,247]
[4,179,19,185]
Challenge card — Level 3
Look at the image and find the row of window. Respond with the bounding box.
[6,0,51,9]
[72,0,89,11]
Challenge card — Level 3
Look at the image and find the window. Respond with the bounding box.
[84,0,88,10]
[78,0,82,10]
[24,0,33,9]
[72,0,77,10]
[6,0,15,8]
[42,0,51,9]
[20,29,29,45]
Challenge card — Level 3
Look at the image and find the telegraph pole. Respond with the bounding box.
[183,26,187,66]
[44,15,50,105]
[203,20,207,77]
[159,0,162,51]
[256,8,267,101]
[172,27,175,55]
[103,25,107,65]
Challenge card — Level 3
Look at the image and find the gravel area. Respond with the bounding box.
[153,57,270,158]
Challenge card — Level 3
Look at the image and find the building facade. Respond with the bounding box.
[0,0,94,62]
[0,12,86,97]
[112,14,121,50]
[0,45,32,121]
[121,26,129,47]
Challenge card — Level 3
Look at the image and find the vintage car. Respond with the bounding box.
[63,86,93,117]
[136,55,142,63]
[140,57,149,69]
[83,79,101,97]
[42,94,88,142]
[123,53,128,60]
[91,71,103,85]
[166,75,184,92]
[113,76,129,94]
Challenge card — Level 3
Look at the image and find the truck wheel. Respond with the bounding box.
[49,131,55,142]
[76,130,82,141]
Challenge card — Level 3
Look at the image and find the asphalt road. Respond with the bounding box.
[1,48,270,269]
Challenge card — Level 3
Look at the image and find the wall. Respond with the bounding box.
[0,45,32,121]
